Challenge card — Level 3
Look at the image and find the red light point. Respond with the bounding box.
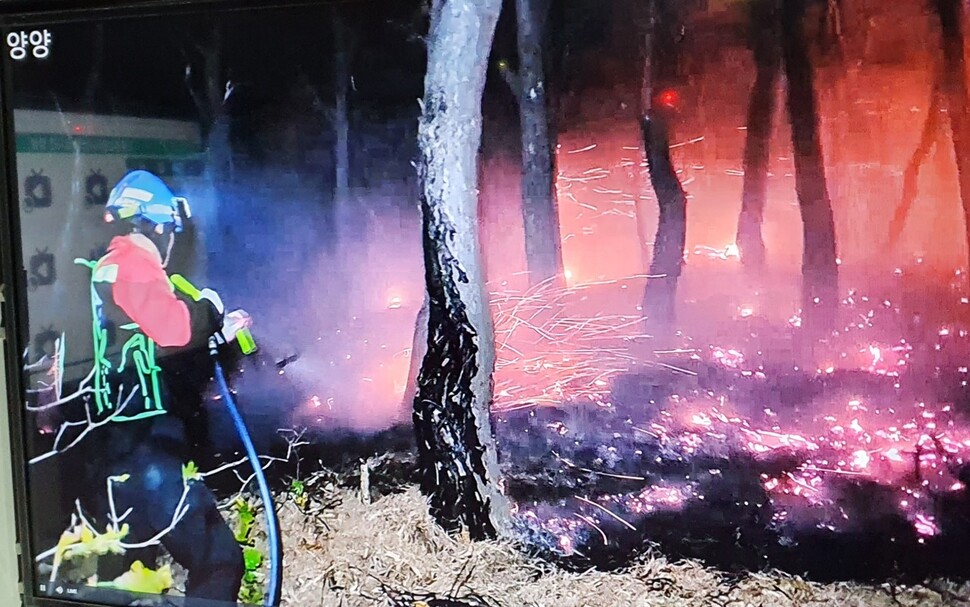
[657,89,679,109]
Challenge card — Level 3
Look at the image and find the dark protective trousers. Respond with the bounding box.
[86,416,244,605]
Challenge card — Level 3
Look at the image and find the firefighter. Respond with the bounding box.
[77,170,249,603]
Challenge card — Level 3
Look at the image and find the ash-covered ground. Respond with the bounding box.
[492,263,970,583]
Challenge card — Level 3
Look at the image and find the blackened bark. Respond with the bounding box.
[639,0,687,329]
[936,0,970,275]
[887,75,943,250]
[641,113,687,328]
[781,0,839,333]
[514,0,564,286]
[413,0,509,539]
[736,0,781,269]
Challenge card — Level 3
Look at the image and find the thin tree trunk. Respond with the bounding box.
[202,25,231,182]
[333,8,352,230]
[634,1,657,273]
[640,0,687,329]
[936,0,970,274]
[515,0,564,286]
[641,113,687,328]
[781,0,839,333]
[83,23,104,107]
[886,74,944,250]
[736,0,781,269]
[413,0,510,539]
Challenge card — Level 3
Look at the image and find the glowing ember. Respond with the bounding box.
[493,270,970,553]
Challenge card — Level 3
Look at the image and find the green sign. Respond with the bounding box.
[16,133,203,156]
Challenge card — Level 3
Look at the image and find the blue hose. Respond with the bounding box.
[213,359,282,607]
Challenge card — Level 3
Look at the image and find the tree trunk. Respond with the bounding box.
[781,0,839,334]
[333,8,352,237]
[634,1,657,273]
[83,23,104,108]
[640,0,687,330]
[886,74,943,250]
[936,0,970,274]
[641,113,687,329]
[736,0,781,269]
[515,0,564,286]
[413,0,510,539]
[202,26,231,182]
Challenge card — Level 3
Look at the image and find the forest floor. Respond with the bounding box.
[273,476,970,607]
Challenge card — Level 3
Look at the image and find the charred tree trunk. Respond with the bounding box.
[640,0,688,329]
[936,0,970,274]
[413,0,510,539]
[887,74,944,250]
[736,0,781,269]
[499,0,564,286]
[641,113,687,328]
[781,0,839,333]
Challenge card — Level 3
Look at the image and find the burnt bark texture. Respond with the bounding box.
[413,0,510,540]
[935,0,970,275]
[509,0,565,286]
[736,0,782,269]
[640,0,688,329]
[781,0,839,333]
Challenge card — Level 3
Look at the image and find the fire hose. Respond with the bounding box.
[172,274,282,606]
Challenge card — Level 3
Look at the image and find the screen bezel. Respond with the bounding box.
[0,1,347,605]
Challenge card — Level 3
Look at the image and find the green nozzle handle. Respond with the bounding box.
[237,327,257,355]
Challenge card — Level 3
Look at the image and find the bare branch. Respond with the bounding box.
[35,474,193,567]
[29,385,139,465]
[26,366,97,411]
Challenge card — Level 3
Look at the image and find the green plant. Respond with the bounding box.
[231,497,267,604]
[290,478,308,511]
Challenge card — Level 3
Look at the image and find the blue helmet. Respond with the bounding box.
[104,170,190,234]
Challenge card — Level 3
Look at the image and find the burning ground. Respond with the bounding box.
[489,261,970,582]
[238,260,970,603]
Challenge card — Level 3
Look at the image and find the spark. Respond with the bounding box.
[574,495,636,531]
